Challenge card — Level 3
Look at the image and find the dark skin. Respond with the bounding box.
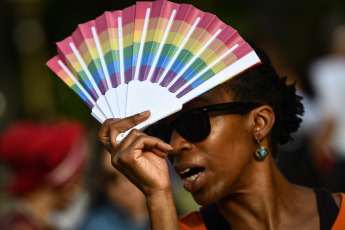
[99,85,341,230]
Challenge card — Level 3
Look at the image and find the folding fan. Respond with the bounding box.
[46,0,261,141]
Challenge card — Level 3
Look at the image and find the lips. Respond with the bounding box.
[175,166,205,193]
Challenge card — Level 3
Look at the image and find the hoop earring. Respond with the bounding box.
[254,139,268,161]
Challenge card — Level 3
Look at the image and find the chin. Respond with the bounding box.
[192,190,220,207]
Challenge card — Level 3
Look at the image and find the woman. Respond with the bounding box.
[98,44,345,230]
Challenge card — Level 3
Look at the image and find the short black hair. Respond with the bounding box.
[222,42,304,153]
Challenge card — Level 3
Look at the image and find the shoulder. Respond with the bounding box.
[331,193,345,230]
[179,211,207,230]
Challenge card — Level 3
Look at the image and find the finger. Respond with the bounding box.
[127,135,173,157]
[108,111,151,144]
[98,119,120,149]
[113,135,172,169]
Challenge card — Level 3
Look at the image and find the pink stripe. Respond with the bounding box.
[122,5,135,26]
[135,1,153,19]
[57,36,74,57]
[72,21,96,48]
[150,0,179,19]
[233,42,253,59]
[198,13,226,34]
[175,4,204,25]
[46,56,62,74]
[95,11,116,34]
[110,10,123,27]
[216,26,237,44]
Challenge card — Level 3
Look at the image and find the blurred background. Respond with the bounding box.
[1,0,345,229]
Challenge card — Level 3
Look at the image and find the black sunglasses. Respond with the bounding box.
[144,101,263,143]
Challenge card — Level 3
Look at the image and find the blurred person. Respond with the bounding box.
[79,149,149,230]
[0,120,88,230]
[309,22,345,192]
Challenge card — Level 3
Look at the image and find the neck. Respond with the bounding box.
[217,156,318,230]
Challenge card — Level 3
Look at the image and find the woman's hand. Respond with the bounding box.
[98,111,180,230]
[98,111,173,196]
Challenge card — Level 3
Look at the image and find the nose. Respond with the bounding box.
[167,129,193,162]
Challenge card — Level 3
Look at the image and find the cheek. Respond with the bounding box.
[204,116,253,189]
[208,115,251,158]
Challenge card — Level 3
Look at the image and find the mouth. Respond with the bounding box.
[176,166,205,193]
[179,167,204,181]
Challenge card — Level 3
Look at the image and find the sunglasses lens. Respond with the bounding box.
[143,123,172,143]
[174,110,210,142]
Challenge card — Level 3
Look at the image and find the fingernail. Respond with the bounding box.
[138,110,150,116]
[165,143,173,149]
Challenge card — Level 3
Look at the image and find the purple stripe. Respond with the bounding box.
[138,66,150,81]
[98,79,109,94]
[124,68,133,84]
[85,99,93,108]
[159,71,177,87]
[90,89,99,100]
[169,77,187,93]
[177,85,193,99]
[110,73,121,87]
[151,67,165,83]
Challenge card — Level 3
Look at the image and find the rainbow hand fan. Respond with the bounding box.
[47,0,260,141]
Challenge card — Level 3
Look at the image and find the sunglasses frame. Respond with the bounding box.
[144,101,263,143]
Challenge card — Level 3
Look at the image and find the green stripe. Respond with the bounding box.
[71,84,81,93]
[143,41,160,55]
[104,50,120,65]
[200,69,215,81]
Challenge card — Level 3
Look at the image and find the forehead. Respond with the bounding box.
[183,85,234,111]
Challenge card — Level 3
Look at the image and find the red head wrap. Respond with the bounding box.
[0,120,86,196]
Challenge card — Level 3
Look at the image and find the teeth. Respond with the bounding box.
[186,172,201,182]
[180,168,190,175]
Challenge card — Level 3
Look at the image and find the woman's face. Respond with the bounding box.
[167,86,258,206]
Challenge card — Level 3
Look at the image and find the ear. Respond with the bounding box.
[250,105,275,142]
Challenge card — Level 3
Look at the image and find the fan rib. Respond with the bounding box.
[91,25,119,118]
[58,60,96,106]
[91,26,112,90]
[175,43,239,95]
[135,9,177,113]
[69,42,102,98]
[118,17,125,83]
[178,51,260,103]
[116,16,128,118]
[70,42,113,118]
[157,16,201,85]
[57,59,107,123]
[134,8,151,81]
[147,9,176,81]
[166,28,222,89]
[126,7,151,117]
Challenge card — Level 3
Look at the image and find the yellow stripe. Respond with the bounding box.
[133,30,143,43]
[184,38,202,55]
[146,29,165,43]
[166,32,185,46]
[65,54,83,72]
[82,48,99,66]
[210,61,227,74]
[123,33,134,48]
[64,77,75,87]
[70,61,83,72]
[101,39,119,53]
[200,48,218,65]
